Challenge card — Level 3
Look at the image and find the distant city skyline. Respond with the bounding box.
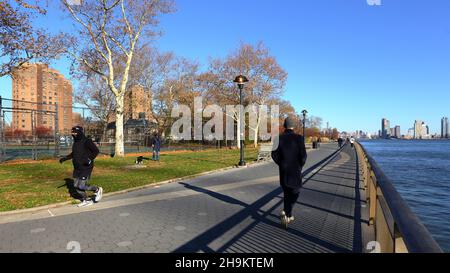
[347,117,447,139]
[378,117,443,137]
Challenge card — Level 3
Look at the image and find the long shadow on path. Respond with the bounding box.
[179,182,248,208]
[173,146,362,253]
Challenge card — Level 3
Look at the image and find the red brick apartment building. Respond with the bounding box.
[11,63,73,134]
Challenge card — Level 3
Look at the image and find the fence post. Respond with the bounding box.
[0,96,4,162]
[31,110,37,160]
[1,111,4,162]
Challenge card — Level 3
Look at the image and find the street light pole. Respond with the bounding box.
[302,109,308,138]
[238,85,244,166]
[234,75,249,167]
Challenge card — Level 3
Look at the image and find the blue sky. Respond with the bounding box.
[1,0,449,135]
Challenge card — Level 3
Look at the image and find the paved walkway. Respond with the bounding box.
[0,143,374,253]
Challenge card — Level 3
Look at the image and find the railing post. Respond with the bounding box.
[369,171,377,226]
[394,225,408,253]
[366,162,371,195]
[364,158,369,189]
[376,195,395,253]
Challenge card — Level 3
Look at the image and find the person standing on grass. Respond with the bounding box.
[271,116,308,229]
[59,126,103,207]
[152,133,161,161]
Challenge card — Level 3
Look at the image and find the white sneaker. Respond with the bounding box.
[95,187,103,202]
[78,200,94,207]
[280,211,288,229]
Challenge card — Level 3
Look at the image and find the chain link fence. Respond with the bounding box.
[0,96,227,163]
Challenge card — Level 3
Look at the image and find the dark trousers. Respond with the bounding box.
[282,185,300,217]
[74,176,98,201]
[152,149,160,160]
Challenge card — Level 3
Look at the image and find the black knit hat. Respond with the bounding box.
[284,116,296,129]
[71,126,84,134]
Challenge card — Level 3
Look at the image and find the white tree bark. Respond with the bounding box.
[62,0,172,157]
[249,104,263,148]
[253,121,259,148]
[115,95,125,156]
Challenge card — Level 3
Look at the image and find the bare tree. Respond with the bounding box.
[156,57,200,137]
[128,46,173,90]
[75,73,116,142]
[205,42,287,148]
[0,0,64,77]
[127,46,179,137]
[331,128,339,140]
[61,0,175,156]
[306,116,323,129]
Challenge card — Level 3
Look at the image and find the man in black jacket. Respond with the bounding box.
[338,137,343,148]
[60,126,103,207]
[271,116,307,229]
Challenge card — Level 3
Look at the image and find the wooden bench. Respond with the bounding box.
[257,143,273,162]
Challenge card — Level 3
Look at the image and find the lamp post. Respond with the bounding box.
[301,109,308,138]
[234,75,249,167]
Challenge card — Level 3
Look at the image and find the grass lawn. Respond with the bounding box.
[0,148,257,212]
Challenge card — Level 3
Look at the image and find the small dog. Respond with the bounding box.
[135,156,151,165]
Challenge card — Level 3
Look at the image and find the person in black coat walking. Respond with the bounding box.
[338,137,343,148]
[59,126,103,207]
[271,116,308,229]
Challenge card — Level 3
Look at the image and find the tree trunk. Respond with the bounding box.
[101,122,108,143]
[253,126,259,148]
[115,95,125,156]
[253,107,262,148]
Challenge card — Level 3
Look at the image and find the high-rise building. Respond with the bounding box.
[414,120,430,139]
[414,120,420,139]
[108,85,153,124]
[445,118,450,138]
[390,128,395,138]
[124,85,152,121]
[72,112,82,127]
[12,63,73,134]
[382,118,390,139]
[442,117,449,138]
[406,128,414,139]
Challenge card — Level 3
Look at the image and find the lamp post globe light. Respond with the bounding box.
[234,75,249,167]
[301,109,308,138]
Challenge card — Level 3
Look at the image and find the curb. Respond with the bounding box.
[99,160,266,199]
[0,159,268,217]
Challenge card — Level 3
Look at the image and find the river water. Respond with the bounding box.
[360,140,450,252]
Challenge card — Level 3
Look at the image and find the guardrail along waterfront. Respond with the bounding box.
[355,141,443,253]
